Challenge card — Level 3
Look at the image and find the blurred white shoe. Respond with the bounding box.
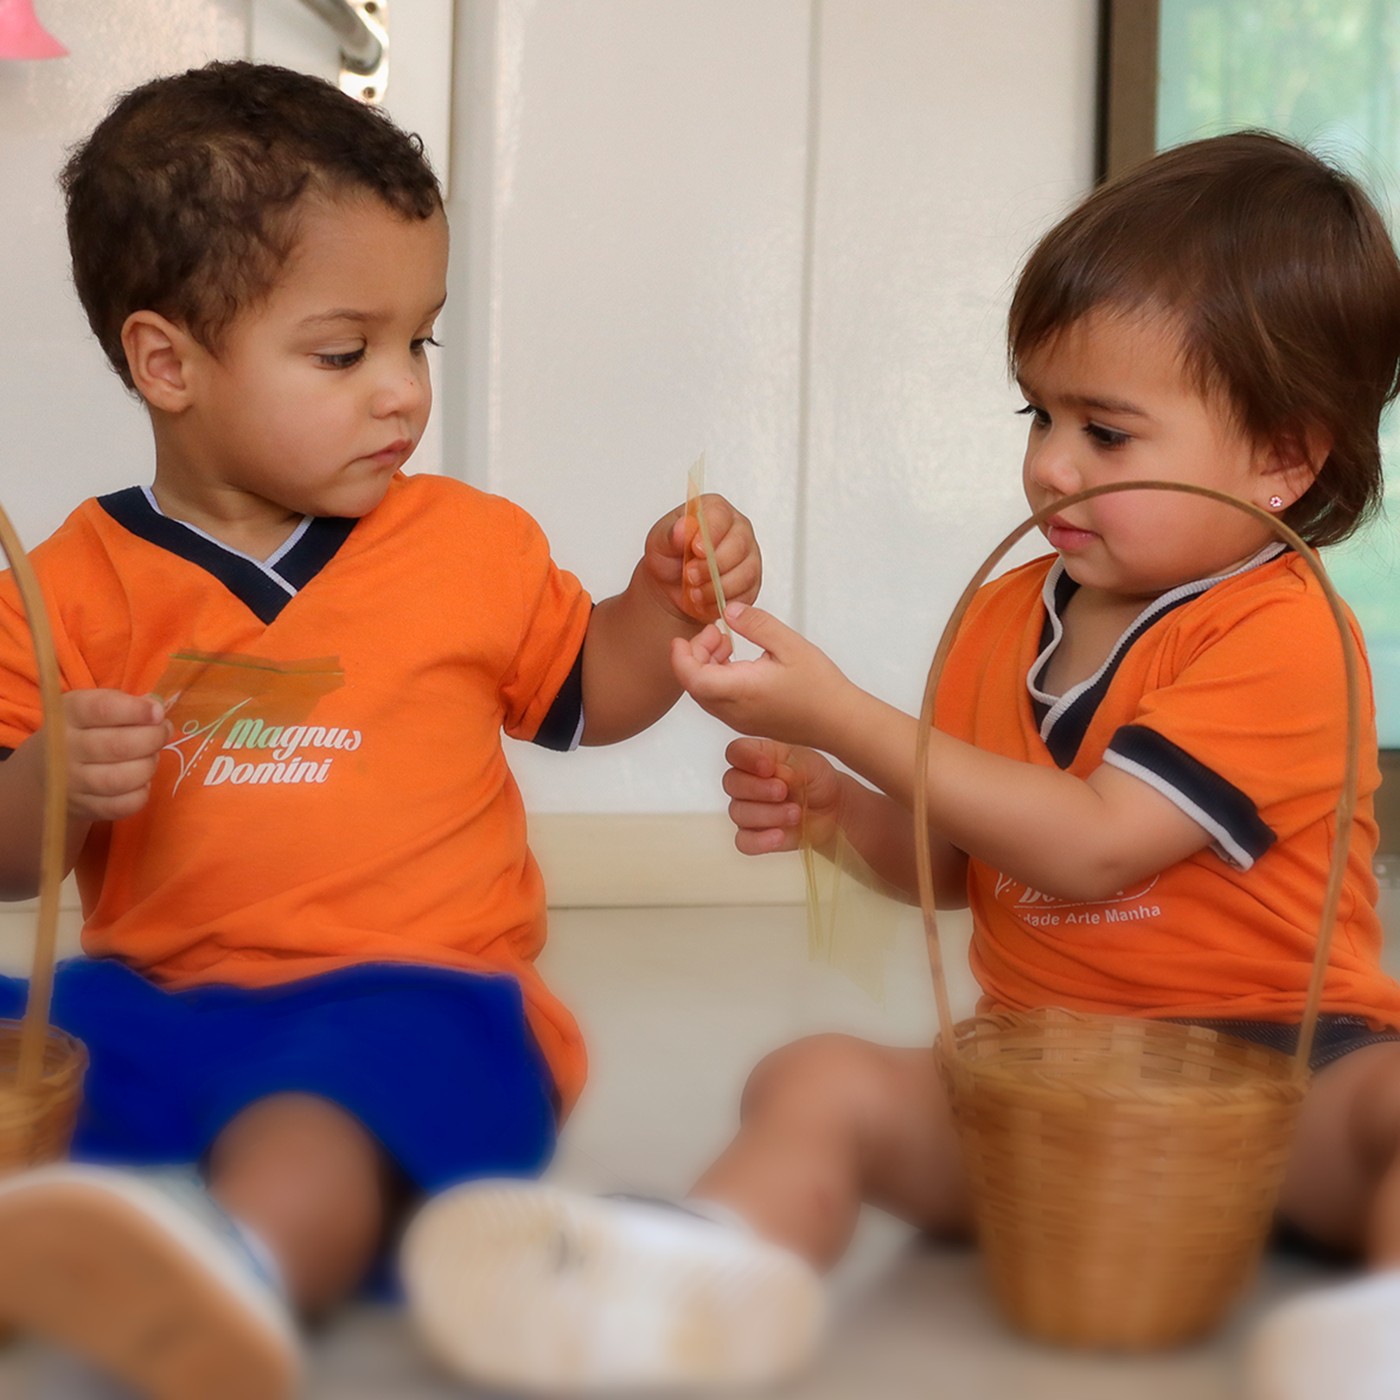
[1246,1269,1400,1400]
[401,1181,826,1393]
[0,1163,300,1400]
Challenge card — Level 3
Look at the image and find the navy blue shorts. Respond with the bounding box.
[1170,1014,1400,1072]
[0,958,558,1193]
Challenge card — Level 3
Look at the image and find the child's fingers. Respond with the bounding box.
[68,752,162,822]
[73,755,161,800]
[687,494,735,550]
[669,509,693,559]
[719,602,795,657]
[61,689,170,821]
[711,555,761,610]
[65,688,165,730]
[71,721,170,767]
[705,629,735,666]
[725,736,790,778]
[733,824,797,857]
[680,496,760,615]
[726,796,802,837]
[722,765,791,805]
[670,627,732,690]
[675,651,747,706]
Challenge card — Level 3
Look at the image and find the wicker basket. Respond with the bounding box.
[914,482,1357,1349]
[0,500,86,1176]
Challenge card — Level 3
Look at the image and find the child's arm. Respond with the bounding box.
[0,690,167,900]
[674,604,1210,904]
[578,496,760,746]
[722,736,970,906]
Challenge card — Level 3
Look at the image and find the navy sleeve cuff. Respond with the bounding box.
[531,642,586,752]
[1104,723,1275,869]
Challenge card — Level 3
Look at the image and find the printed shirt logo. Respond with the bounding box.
[153,651,352,793]
[992,871,1163,929]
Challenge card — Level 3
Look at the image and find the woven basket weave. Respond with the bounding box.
[0,500,86,1176]
[914,482,1357,1349]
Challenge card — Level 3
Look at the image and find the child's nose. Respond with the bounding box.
[1027,438,1081,495]
[373,360,429,418]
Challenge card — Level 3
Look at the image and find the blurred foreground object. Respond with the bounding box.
[0,494,86,1178]
[402,1180,825,1392]
[0,1164,299,1398]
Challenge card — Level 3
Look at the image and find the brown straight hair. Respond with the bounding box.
[1008,131,1400,547]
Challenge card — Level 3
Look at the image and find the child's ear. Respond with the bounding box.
[1258,422,1331,513]
[121,311,198,412]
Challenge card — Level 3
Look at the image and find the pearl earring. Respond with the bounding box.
[1268,495,1284,510]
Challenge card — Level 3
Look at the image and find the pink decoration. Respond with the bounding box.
[0,0,68,60]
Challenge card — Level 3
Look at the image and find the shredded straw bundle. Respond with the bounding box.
[0,501,86,1174]
[914,483,1355,1348]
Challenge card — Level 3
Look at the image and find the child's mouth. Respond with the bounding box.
[369,439,413,468]
[1046,517,1096,551]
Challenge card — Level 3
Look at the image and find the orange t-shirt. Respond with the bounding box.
[934,548,1400,1028]
[0,473,595,1112]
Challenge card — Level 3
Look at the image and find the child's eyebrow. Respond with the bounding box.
[297,296,448,329]
[1017,379,1151,419]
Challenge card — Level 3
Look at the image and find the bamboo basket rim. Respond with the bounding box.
[913,481,1360,1079]
[0,500,71,1093]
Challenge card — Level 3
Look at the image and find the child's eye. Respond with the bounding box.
[1085,422,1131,449]
[1016,402,1050,428]
[316,348,365,369]
[411,336,443,356]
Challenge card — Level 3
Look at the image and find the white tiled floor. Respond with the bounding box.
[4,884,1398,1398]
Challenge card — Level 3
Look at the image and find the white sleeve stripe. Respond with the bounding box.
[1102,750,1255,870]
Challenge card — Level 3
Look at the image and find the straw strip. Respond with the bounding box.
[686,454,731,638]
[0,504,69,1091]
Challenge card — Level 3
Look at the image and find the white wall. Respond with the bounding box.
[449,0,1098,812]
[1,1,245,543]
[1,0,1097,819]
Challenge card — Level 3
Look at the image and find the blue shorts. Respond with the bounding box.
[1170,1014,1400,1072]
[0,958,558,1193]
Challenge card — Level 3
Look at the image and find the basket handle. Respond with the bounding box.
[913,482,1360,1079]
[0,503,70,1093]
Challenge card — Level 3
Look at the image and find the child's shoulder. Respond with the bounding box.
[1180,552,1367,679]
[1188,552,1341,636]
[382,472,546,537]
[16,494,119,568]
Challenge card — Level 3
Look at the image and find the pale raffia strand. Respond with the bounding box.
[913,481,1359,1349]
[0,500,87,1173]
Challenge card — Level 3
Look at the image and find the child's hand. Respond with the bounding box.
[723,737,843,855]
[64,690,169,823]
[644,494,761,624]
[671,602,853,751]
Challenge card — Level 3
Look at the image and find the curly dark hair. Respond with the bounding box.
[1009,131,1400,547]
[61,60,443,390]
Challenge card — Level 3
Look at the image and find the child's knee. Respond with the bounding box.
[208,1093,392,1221]
[1345,1050,1400,1176]
[740,1034,901,1127]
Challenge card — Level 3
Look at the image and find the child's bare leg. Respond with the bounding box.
[1273,1043,1400,1258]
[1247,1043,1400,1400]
[207,1092,394,1314]
[691,1033,972,1268]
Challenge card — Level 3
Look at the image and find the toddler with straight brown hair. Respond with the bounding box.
[423,132,1400,1400]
